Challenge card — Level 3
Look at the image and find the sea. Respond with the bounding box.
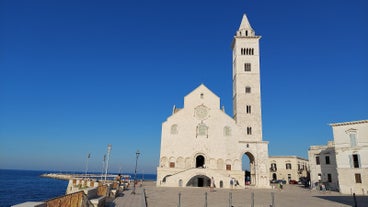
[0,169,156,207]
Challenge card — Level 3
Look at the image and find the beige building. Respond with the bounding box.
[156,13,270,189]
[308,120,368,195]
[308,141,339,191]
[269,156,308,182]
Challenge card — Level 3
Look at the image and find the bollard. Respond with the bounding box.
[353,193,357,207]
[251,192,254,207]
[229,192,232,207]
[178,192,181,207]
[204,192,207,207]
[271,192,275,207]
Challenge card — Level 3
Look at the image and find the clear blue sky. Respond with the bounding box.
[1,0,367,174]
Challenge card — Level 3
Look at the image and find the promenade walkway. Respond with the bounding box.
[109,182,368,207]
[108,186,146,207]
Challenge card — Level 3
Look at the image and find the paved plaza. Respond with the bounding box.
[135,181,367,207]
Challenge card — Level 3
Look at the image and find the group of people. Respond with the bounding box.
[209,177,240,192]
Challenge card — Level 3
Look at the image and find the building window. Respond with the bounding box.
[352,154,360,168]
[316,156,320,165]
[223,126,231,136]
[246,105,251,114]
[286,163,292,170]
[350,133,357,147]
[325,156,330,165]
[171,124,178,135]
[244,63,251,71]
[200,93,204,99]
[170,162,175,168]
[241,48,254,55]
[327,174,332,182]
[245,86,251,93]
[355,174,362,183]
[226,164,231,171]
[270,163,277,172]
[196,123,208,138]
[247,127,252,135]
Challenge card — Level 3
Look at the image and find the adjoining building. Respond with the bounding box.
[308,120,368,195]
[156,13,270,189]
[269,156,309,183]
[308,141,339,191]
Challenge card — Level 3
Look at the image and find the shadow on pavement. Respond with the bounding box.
[314,195,368,207]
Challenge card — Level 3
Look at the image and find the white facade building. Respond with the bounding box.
[156,13,270,189]
[308,141,339,191]
[331,120,368,195]
[308,120,368,194]
[269,156,309,183]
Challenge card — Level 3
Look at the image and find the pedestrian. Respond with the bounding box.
[210,177,215,192]
[230,178,234,189]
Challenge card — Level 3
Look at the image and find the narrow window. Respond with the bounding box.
[171,124,178,135]
[353,154,360,168]
[350,133,357,147]
[270,163,277,171]
[247,127,252,135]
[325,156,330,165]
[355,173,362,183]
[327,174,332,182]
[245,86,251,93]
[244,63,251,71]
[200,93,204,99]
[316,156,320,165]
[246,105,251,114]
[223,126,231,136]
[286,163,292,170]
[226,164,231,171]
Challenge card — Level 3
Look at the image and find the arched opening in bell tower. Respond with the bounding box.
[242,152,255,185]
[196,155,205,168]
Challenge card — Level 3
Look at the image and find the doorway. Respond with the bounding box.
[196,155,205,168]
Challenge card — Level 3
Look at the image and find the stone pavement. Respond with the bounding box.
[110,181,368,207]
[108,186,146,207]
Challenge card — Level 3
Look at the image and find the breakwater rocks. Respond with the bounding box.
[40,173,74,180]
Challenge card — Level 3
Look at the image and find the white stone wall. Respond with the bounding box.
[308,143,339,191]
[331,120,368,195]
[269,156,309,182]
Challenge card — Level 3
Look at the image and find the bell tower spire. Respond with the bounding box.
[232,13,263,141]
[237,14,256,37]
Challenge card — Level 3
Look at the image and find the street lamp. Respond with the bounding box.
[132,150,140,194]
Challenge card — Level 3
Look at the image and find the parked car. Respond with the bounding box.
[289,180,298,184]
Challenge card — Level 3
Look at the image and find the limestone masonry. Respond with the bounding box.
[156,13,270,189]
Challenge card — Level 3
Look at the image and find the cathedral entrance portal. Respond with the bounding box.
[242,152,255,185]
[186,175,211,187]
[196,155,205,168]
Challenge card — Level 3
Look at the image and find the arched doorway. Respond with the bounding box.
[196,155,205,168]
[272,173,277,180]
[186,175,211,187]
[242,152,255,185]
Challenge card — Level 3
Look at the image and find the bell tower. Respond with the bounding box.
[232,14,263,141]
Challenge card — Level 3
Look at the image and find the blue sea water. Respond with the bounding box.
[0,169,156,207]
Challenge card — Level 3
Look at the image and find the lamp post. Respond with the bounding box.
[104,144,112,183]
[132,150,140,194]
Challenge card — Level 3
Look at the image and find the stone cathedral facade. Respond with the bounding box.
[157,14,270,189]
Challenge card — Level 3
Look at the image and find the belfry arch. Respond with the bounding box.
[242,152,256,185]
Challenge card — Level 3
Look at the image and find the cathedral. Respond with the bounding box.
[156,13,270,189]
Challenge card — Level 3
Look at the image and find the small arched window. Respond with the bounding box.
[171,124,178,135]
